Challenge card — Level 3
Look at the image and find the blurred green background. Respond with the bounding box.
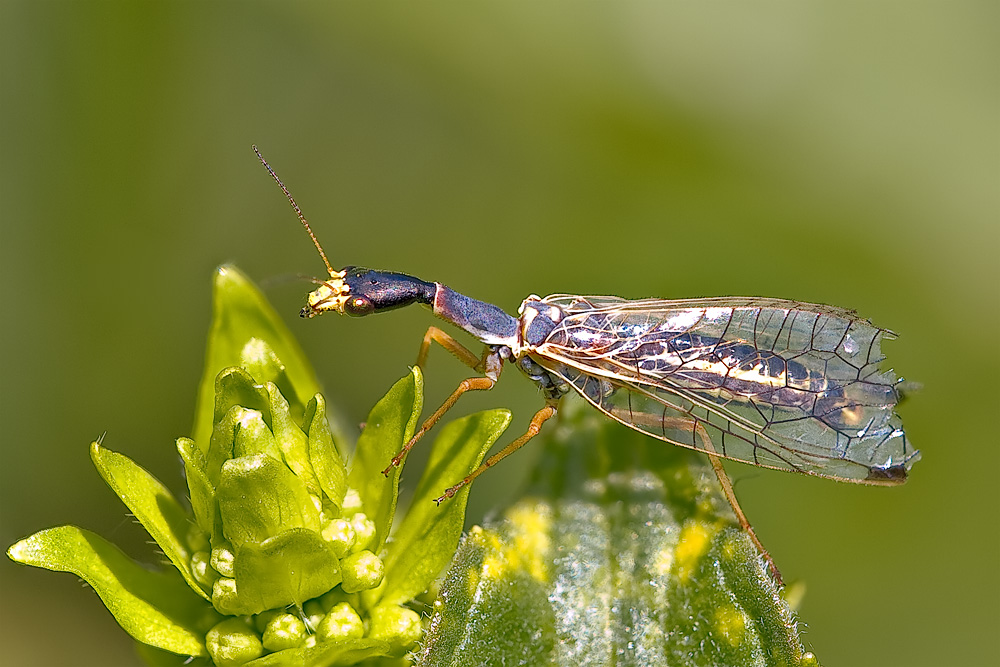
[2,2,996,666]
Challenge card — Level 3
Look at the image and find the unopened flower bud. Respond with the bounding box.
[205,617,263,667]
[317,602,365,642]
[340,550,384,593]
[261,612,307,652]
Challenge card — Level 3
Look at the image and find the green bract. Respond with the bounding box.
[8,265,820,667]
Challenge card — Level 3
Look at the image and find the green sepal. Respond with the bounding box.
[7,526,219,658]
[242,638,390,667]
[90,442,211,600]
[216,454,322,548]
[374,409,510,609]
[263,381,322,496]
[347,367,423,555]
[194,266,352,457]
[305,392,348,510]
[177,437,218,538]
[218,528,343,616]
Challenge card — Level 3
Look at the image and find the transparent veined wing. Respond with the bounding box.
[524,295,919,483]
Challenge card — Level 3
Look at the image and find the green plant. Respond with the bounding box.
[8,266,818,667]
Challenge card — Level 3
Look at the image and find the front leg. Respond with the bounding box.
[381,327,503,475]
[416,325,485,372]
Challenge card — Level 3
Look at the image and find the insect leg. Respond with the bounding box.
[693,426,784,586]
[623,409,784,585]
[416,326,484,370]
[433,403,558,504]
[381,327,499,475]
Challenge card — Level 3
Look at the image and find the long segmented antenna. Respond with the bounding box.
[252,145,337,277]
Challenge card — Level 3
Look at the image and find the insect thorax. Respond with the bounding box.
[514,298,576,400]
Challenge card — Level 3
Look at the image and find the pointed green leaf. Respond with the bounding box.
[90,442,210,601]
[375,409,510,608]
[347,367,423,554]
[238,337,294,399]
[305,393,349,509]
[193,266,328,452]
[7,526,217,657]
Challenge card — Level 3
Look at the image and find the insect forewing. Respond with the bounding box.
[527,296,918,484]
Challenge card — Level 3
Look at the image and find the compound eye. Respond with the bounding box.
[344,295,374,316]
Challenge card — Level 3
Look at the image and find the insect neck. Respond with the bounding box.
[432,283,520,348]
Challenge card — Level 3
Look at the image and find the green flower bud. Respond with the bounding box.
[340,550,384,594]
[368,604,422,653]
[322,518,356,558]
[205,617,263,667]
[211,542,236,577]
[212,576,240,615]
[261,612,307,652]
[317,602,365,642]
[349,513,376,553]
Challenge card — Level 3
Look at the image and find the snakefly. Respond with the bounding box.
[254,147,918,584]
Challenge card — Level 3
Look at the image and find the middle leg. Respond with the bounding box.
[434,403,558,503]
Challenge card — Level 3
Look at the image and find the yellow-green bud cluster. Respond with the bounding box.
[182,485,413,665]
[173,365,429,666]
[204,594,422,666]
